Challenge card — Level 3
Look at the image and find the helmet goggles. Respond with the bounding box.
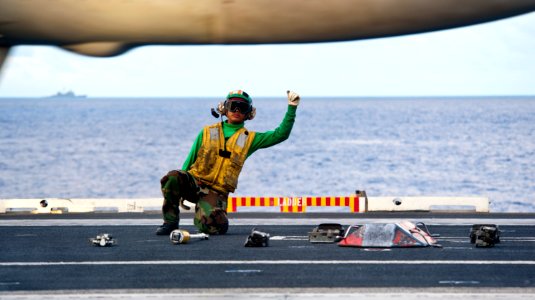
[225,98,252,114]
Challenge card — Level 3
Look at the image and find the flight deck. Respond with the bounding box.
[1,212,535,299]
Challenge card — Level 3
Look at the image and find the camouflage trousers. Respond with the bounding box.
[193,188,229,235]
[160,173,184,225]
[160,171,229,235]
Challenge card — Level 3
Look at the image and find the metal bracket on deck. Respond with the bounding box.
[470,224,500,247]
[244,228,270,247]
[90,233,115,247]
[308,223,345,243]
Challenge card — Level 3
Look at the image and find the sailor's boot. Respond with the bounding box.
[156,222,178,235]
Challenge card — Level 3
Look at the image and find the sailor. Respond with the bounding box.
[157,90,301,235]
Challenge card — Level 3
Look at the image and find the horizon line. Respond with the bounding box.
[1,94,535,99]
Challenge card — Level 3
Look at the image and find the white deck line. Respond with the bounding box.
[1,290,535,300]
[2,260,535,267]
[1,218,535,226]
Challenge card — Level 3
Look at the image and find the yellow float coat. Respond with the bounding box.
[188,122,256,194]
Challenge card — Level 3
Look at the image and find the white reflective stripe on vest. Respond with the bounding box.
[236,132,247,148]
[209,127,219,141]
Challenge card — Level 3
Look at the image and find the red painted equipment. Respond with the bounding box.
[338,220,441,248]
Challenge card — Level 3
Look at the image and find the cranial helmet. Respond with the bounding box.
[226,90,252,105]
[215,90,256,120]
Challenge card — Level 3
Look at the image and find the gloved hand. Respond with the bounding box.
[287,90,300,106]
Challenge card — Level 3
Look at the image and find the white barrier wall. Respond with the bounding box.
[365,196,489,213]
[0,198,163,214]
[0,196,489,214]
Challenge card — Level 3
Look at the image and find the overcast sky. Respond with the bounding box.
[0,12,534,98]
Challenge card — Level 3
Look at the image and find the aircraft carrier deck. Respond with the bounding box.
[1,212,535,299]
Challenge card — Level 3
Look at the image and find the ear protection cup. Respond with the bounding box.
[216,101,227,115]
[247,107,256,121]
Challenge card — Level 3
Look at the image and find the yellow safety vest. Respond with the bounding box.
[189,122,256,194]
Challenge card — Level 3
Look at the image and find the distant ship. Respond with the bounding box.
[47,90,87,99]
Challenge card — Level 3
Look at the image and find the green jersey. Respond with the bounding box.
[182,105,297,171]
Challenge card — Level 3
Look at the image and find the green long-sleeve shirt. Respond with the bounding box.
[182,105,297,171]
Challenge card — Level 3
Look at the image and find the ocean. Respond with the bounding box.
[0,96,534,212]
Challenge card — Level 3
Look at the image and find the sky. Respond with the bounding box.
[0,12,534,98]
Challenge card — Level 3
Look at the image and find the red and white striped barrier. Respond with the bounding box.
[227,196,363,213]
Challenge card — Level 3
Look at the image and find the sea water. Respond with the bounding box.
[0,96,534,212]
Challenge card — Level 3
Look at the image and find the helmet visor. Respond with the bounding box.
[226,99,251,114]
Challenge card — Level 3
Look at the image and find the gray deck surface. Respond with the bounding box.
[1,212,534,298]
